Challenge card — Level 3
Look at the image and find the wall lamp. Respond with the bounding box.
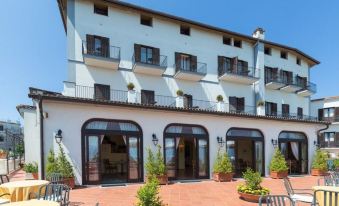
[55,129,63,144]
[271,139,278,148]
[217,136,225,147]
[152,133,159,146]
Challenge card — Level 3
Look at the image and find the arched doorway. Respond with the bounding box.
[226,128,264,177]
[278,131,308,175]
[82,119,143,185]
[163,124,209,180]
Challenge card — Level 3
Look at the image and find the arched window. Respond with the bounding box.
[85,120,140,132]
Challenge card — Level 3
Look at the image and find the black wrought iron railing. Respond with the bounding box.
[132,53,167,68]
[175,62,207,75]
[265,75,286,85]
[265,111,318,121]
[319,141,339,148]
[218,64,256,78]
[82,40,120,60]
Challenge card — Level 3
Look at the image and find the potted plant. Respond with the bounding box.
[216,95,224,102]
[127,82,135,91]
[0,149,7,159]
[257,100,265,107]
[176,89,183,97]
[311,149,328,176]
[237,168,270,202]
[24,162,39,180]
[145,145,168,185]
[213,150,233,182]
[57,143,75,188]
[269,148,288,179]
[46,149,59,179]
[15,143,25,168]
[136,177,163,206]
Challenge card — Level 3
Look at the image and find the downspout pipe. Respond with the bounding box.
[316,123,330,146]
[38,96,45,179]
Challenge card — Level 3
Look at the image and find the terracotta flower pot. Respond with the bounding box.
[0,153,7,159]
[311,169,327,176]
[156,175,168,185]
[61,177,75,189]
[238,192,265,203]
[32,173,39,180]
[270,170,288,179]
[213,172,234,182]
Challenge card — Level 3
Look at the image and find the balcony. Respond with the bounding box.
[174,62,207,81]
[82,41,120,70]
[297,81,317,97]
[265,111,318,121]
[218,64,259,85]
[279,80,303,93]
[132,54,167,76]
[265,76,286,90]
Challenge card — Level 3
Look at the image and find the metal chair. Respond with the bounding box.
[0,175,9,184]
[318,175,336,186]
[48,173,63,184]
[283,177,313,204]
[29,184,70,206]
[259,195,295,206]
[313,189,339,206]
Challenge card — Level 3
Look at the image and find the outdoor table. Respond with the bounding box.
[313,186,339,206]
[2,199,59,206]
[0,180,49,202]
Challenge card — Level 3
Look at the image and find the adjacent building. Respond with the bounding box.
[0,120,22,151]
[18,0,328,185]
[311,96,339,157]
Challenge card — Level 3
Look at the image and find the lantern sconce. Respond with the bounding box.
[217,136,225,147]
[152,133,159,146]
[55,129,63,144]
[271,139,278,148]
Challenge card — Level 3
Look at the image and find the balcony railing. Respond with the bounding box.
[75,85,127,102]
[218,64,256,78]
[132,54,168,68]
[296,81,317,93]
[319,141,339,148]
[175,62,207,75]
[82,40,120,60]
[265,111,318,121]
[265,76,286,85]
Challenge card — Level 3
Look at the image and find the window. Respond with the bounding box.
[175,52,197,72]
[0,125,3,131]
[140,46,153,64]
[94,84,110,100]
[181,55,191,70]
[264,47,271,55]
[141,90,155,105]
[297,107,303,119]
[180,25,190,36]
[134,44,160,65]
[318,108,324,121]
[280,51,288,59]
[296,58,301,65]
[94,4,108,16]
[265,102,277,116]
[282,104,290,117]
[223,36,231,45]
[86,35,110,57]
[281,70,293,84]
[264,66,278,83]
[324,132,335,143]
[0,135,3,142]
[229,96,245,113]
[233,39,242,48]
[324,108,335,118]
[184,94,193,108]
[140,15,152,27]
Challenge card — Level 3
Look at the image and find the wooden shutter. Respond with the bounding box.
[282,104,290,117]
[264,67,269,83]
[265,102,269,115]
[297,107,303,119]
[86,34,95,55]
[336,132,339,147]
[318,133,325,148]
[184,94,193,108]
[101,37,110,58]
[152,47,160,65]
[94,84,110,100]
[231,57,238,73]
[318,109,324,121]
[242,61,249,75]
[134,44,141,62]
[272,103,277,116]
[141,90,155,105]
[335,107,339,122]
[175,52,181,72]
[190,55,197,72]
[237,97,245,112]
[272,68,278,80]
[218,56,224,76]
[229,96,237,112]
[287,71,293,84]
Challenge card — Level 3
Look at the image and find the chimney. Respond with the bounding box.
[252,27,265,40]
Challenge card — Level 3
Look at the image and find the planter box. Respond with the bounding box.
[238,192,266,203]
[311,169,327,176]
[270,170,288,179]
[213,172,233,182]
[61,177,75,189]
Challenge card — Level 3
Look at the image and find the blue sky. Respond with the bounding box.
[1,0,338,122]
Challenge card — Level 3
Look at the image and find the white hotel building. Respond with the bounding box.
[18,0,329,185]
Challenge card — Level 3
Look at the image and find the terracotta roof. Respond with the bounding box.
[28,88,328,125]
[56,0,319,66]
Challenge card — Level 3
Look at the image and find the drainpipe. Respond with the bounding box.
[38,96,45,179]
[316,123,330,147]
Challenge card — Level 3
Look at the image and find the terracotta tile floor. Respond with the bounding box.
[69,176,319,206]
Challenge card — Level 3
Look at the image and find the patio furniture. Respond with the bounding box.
[0,180,49,202]
[312,187,339,206]
[318,175,338,186]
[29,184,70,206]
[0,199,59,206]
[259,195,295,206]
[49,173,63,184]
[0,175,9,184]
[283,177,313,204]
[0,193,10,205]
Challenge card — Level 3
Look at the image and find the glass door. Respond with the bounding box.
[197,139,208,178]
[86,135,100,184]
[128,136,140,182]
[301,142,308,174]
[164,138,176,179]
[254,141,263,175]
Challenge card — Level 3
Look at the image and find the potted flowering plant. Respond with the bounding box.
[311,149,328,176]
[237,168,270,202]
[145,145,168,185]
[24,162,39,180]
[269,148,288,179]
[213,150,233,182]
[0,149,7,159]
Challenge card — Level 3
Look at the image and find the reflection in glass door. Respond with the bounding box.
[254,141,263,175]
[86,135,100,184]
[128,137,139,182]
[165,138,176,178]
[198,139,208,177]
[301,142,308,173]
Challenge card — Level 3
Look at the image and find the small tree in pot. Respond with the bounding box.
[311,149,328,176]
[216,95,224,102]
[24,162,39,180]
[269,148,288,179]
[237,168,270,202]
[57,143,75,188]
[146,145,168,185]
[176,89,183,97]
[136,177,164,206]
[127,82,135,91]
[213,150,233,182]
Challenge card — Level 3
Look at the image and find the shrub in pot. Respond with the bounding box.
[146,145,168,185]
[269,148,288,179]
[216,95,224,102]
[136,177,163,206]
[176,90,183,97]
[46,149,60,179]
[57,143,75,188]
[24,162,39,180]
[311,149,328,176]
[127,82,135,91]
[237,168,270,202]
[333,159,339,170]
[213,150,233,182]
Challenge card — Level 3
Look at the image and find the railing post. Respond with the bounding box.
[127,90,137,103]
[62,81,76,97]
[176,96,184,108]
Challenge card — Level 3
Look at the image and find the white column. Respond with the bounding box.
[254,41,266,116]
[176,96,184,108]
[216,101,225,112]
[62,81,76,97]
[128,90,137,103]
